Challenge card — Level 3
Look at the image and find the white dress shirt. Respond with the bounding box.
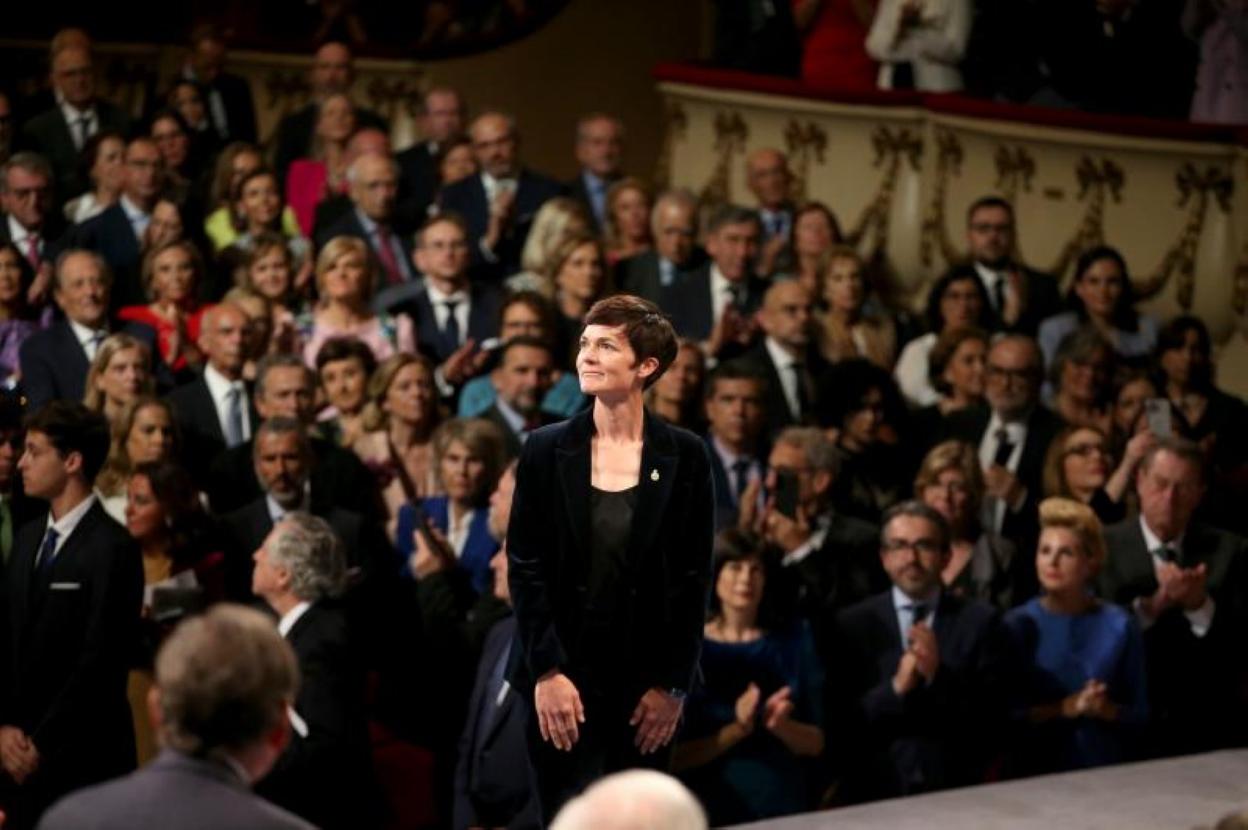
[974,261,1012,315]
[40,493,98,563]
[891,585,941,645]
[203,364,251,444]
[277,599,313,739]
[447,505,476,559]
[119,194,151,244]
[1136,516,1215,637]
[425,281,471,346]
[67,318,109,362]
[979,411,1027,532]
[59,100,98,150]
[764,335,803,420]
[709,264,738,333]
[6,215,42,263]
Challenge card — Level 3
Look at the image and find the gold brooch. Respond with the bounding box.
[650,469,660,481]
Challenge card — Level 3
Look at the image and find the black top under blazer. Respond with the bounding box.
[506,408,715,701]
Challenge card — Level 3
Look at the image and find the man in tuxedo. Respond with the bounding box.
[67,136,166,308]
[38,604,313,830]
[0,153,63,300]
[830,501,1008,803]
[18,44,130,204]
[271,41,388,183]
[727,279,826,438]
[18,250,159,408]
[614,189,704,309]
[1100,437,1248,756]
[0,401,142,829]
[568,113,624,231]
[438,111,563,278]
[206,354,376,517]
[396,86,465,225]
[384,213,503,358]
[481,336,558,461]
[166,302,255,483]
[669,204,766,357]
[753,426,884,633]
[962,197,1061,336]
[315,152,418,288]
[701,363,767,532]
[745,148,794,277]
[945,334,1061,553]
[250,512,380,829]
[181,24,257,144]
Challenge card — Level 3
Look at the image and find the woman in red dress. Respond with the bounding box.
[794,0,879,90]
[117,239,207,377]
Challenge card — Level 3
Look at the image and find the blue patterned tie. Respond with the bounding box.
[34,527,60,578]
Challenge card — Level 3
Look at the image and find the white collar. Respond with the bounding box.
[892,584,941,614]
[764,334,800,368]
[987,409,1029,435]
[119,194,150,223]
[67,317,108,349]
[493,395,528,434]
[6,215,34,244]
[203,363,244,402]
[278,600,312,638]
[1139,514,1185,554]
[481,171,517,193]
[45,492,97,538]
[265,485,310,523]
[709,434,750,468]
[426,281,470,305]
[59,98,96,125]
[974,261,1005,283]
[710,263,735,296]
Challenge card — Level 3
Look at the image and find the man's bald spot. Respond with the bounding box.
[470,111,516,141]
[346,128,391,160]
[316,41,352,63]
[202,300,248,331]
[747,147,786,174]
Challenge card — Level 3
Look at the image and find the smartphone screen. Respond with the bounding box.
[1143,398,1172,438]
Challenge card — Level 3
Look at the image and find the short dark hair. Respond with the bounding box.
[1070,245,1139,331]
[255,354,314,402]
[77,129,125,186]
[1154,315,1213,392]
[315,336,378,376]
[1139,435,1206,483]
[928,326,989,396]
[24,400,111,483]
[704,362,767,401]
[881,499,951,554]
[704,204,760,237]
[966,195,1014,225]
[707,528,780,629]
[499,290,556,342]
[416,211,470,248]
[582,295,678,389]
[498,334,553,366]
[924,265,993,332]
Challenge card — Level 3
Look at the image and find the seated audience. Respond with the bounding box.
[1047,326,1116,430]
[614,189,703,310]
[165,79,221,159]
[743,149,794,278]
[960,197,1061,336]
[83,332,154,429]
[894,265,993,406]
[865,0,972,91]
[204,142,303,253]
[179,23,257,144]
[814,245,897,369]
[95,396,179,522]
[234,232,300,348]
[1042,424,1155,525]
[567,113,625,232]
[315,337,376,447]
[1108,369,1159,460]
[149,110,204,208]
[478,336,559,460]
[285,92,355,236]
[221,167,313,292]
[2,152,63,301]
[546,234,610,364]
[915,440,1029,610]
[603,177,652,266]
[1039,246,1158,370]
[1004,497,1148,775]
[644,338,706,431]
[701,364,768,533]
[503,196,592,294]
[37,604,311,830]
[0,243,49,388]
[912,325,988,437]
[118,240,208,375]
[396,86,466,223]
[62,130,124,224]
[674,529,824,826]
[774,201,841,296]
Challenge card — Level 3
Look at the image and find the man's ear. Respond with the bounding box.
[62,449,84,478]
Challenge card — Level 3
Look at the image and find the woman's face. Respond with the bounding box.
[716,556,765,618]
[943,337,987,401]
[1159,329,1207,388]
[921,467,972,529]
[0,248,24,306]
[229,149,262,194]
[556,242,604,302]
[1036,526,1094,595]
[499,303,546,341]
[152,115,189,170]
[1059,348,1110,402]
[612,187,650,241]
[172,83,207,128]
[321,251,369,304]
[577,324,649,398]
[939,278,984,330]
[652,344,703,404]
[91,135,126,192]
[843,387,885,448]
[249,247,293,301]
[1075,257,1124,321]
[239,174,280,228]
[824,255,864,314]
[793,210,834,257]
[147,201,184,248]
[440,144,477,186]
[383,362,435,426]
[126,404,175,464]
[317,94,356,144]
[321,357,369,416]
[1061,428,1110,496]
[124,473,165,541]
[98,347,148,407]
[1114,377,1156,435]
[440,438,486,504]
[151,245,196,305]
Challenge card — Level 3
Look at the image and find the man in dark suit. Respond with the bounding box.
[614,189,704,309]
[309,127,392,239]
[567,113,624,231]
[1099,437,1248,757]
[315,152,418,289]
[18,250,160,409]
[945,334,1062,553]
[181,24,257,144]
[65,136,166,308]
[438,111,563,278]
[18,44,130,204]
[38,604,314,830]
[669,204,766,358]
[962,196,1062,337]
[166,302,256,484]
[0,153,65,294]
[727,279,826,439]
[206,354,376,517]
[701,363,767,532]
[396,86,465,226]
[0,394,40,564]
[481,336,559,461]
[385,213,503,360]
[0,402,142,829]
[270,42,388,183]
[745,148,795,278]
[251,512,380,829]
[830,501,1008,804]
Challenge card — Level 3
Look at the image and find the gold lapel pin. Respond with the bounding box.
[650,469,660,482]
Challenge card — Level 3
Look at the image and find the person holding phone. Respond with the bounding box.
[507,295,714,822]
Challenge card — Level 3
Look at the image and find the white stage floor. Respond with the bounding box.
[734,750,1248,830]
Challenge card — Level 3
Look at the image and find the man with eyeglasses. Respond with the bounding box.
[961,196,1060,336]
[946,334,1063,553]
[829,500,1008,803]
[0,153,64,300]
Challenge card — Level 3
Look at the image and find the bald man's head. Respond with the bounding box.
[759,279,814,352]
[469,111,518,178]
[746,147,791,210]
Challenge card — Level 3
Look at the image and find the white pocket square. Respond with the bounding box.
[49,582,82,591]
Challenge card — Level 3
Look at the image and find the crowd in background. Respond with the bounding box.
[0,18,1246,830]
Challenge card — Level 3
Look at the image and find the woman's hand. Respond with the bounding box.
[1062,679,1109,719]
[535,670,585,751]
[763,686,795,732]
[734,683,760,734]
[409,520,454,580]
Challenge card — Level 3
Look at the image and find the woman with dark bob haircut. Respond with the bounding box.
[895,265,994,406]
[507,294,715,822]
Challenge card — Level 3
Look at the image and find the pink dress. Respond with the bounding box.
[285,158,328,237]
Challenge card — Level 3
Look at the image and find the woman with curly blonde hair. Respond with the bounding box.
[83,333,155,429]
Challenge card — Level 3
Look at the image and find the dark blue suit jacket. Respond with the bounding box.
[67,203,144,308]
[396,495,498,595]
[387,283,504,363]
[19,318,162,409]
[438,170,563,278]
[668,263,767,343]
[703,434,764,533]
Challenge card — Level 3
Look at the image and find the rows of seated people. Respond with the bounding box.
[0,23,1246,830]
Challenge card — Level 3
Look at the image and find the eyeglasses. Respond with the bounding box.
[1064,442,1108,459]
[882,538,942,556]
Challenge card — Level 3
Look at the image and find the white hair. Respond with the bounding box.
[550,770,707,830]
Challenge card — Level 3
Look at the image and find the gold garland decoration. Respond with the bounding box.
[848,126,924,306]
[994,144,1036,262]
[262,70,311,117]
[653,99,688,192]
[919,128,964,269]
[784,120,828,205]
[698,111,749,211]
[363,75,427,123]
[1048,156,1124,288]
[1136,163,1234,309]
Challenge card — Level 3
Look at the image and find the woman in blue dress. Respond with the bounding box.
[1004,497,1148,776]
[674,529,825,825]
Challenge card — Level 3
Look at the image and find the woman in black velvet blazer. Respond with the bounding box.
[507,294,715,821]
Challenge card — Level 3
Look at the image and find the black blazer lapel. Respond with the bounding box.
[554,410,594,568]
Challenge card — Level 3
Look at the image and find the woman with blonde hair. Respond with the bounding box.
[506,197,593,293]
[299,235,415,367]
[1041,423,1154,525]
[814,245,896,369]
[118,239,207,375]
[546,232,611,369]
[94,396,180,523]
[1003,497,1148,774]
[603,177,653,265]
[84,333,155,428]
